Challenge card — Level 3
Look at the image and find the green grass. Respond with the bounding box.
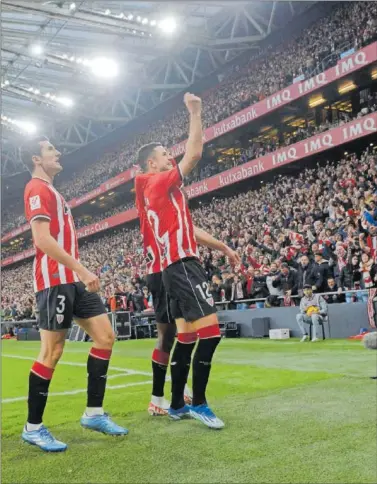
[2,338,377,484]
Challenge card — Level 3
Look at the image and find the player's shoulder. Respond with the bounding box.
[135,173,154,187]
[24,177,51,193]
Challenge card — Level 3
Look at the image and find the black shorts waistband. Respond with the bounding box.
[165,256,199,269]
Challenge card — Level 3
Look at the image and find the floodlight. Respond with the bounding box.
[90,57,119,79]
[159,17,177,34]
[136,16,142,22]
[69,2,76,11]
[57,96,74,108]
[127,14,133,20]
[105,9,111,15]
[30,44,44,56]
[15,120,37,135]
[150,20,157,26]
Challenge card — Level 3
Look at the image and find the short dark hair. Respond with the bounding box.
[20,136,49,172]
[136,142,162,171]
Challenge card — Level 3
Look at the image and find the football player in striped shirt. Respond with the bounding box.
[21,138,128,452]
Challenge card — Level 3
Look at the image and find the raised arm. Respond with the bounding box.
[194,226,240,266]
[178,93,203,178]
[31,219,99,292]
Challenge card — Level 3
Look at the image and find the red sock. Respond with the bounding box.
[197,324,221,339]
[177,332,198,344]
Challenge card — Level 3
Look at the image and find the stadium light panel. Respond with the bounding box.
[14,120,37,135]
[150,20,157,26]
[338,82,356,94]
[127,14,133,20]
[105,9,111,15]
[69,2,76,11]
[309,96,325,108]
[30,44,44,56]
[57,97,74,108]
[158,17,177,34]
[142,18,148,25]
[136,16,142,22]
[90,57,119,79]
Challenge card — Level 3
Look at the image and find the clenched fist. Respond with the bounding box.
[77,267,100,293]
[184,92,202,115]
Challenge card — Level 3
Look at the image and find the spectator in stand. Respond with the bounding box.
[324,277,345,304]
[271,262,298,305]
[312,252,332,293]
[295,255,315,296]
[339,254,363,303]
[231,274,248,310]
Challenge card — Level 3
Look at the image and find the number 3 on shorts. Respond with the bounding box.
[56,295,66,314]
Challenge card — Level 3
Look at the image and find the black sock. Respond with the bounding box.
[151,348,169,397]
[192,337,221,407]
[170,340,196,410]
[87,347,112,408]
[27,362,54,425]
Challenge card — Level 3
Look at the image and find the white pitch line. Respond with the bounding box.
[2,380,154,404]
[2,354,152,376]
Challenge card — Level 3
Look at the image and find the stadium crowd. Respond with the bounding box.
[2,145,377,320]
[3,97,377,261]
[2,0,377,235]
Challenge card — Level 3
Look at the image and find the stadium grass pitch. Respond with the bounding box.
[2,338,376,484]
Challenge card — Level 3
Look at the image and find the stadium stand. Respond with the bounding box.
[2,143,377,319]
[1,0,377,235]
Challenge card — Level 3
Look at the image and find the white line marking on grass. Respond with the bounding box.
[2,380,155,404]
[2,354,152,376]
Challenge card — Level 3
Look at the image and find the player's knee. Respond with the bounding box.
[93,328,115,349]
[40,343,64,368]
[157,325,176,353]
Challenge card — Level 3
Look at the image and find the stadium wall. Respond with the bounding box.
[218,302,370,339]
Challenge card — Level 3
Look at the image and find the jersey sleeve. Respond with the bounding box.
[24,183,54,224]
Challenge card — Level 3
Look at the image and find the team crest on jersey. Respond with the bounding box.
[207,297,214,307]
[56,314,64,324]
[29,195,41,211]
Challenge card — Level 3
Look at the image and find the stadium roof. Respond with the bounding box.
[1,0,314,176]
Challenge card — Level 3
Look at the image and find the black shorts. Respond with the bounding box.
[36,282,106,331]
[146,273,175,324]
[162,257,217,323]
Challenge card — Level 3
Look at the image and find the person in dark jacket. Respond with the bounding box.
[131,284,144,313]
[293,255,316,294]
[272,263,298,296]
[339,255,362,302]
[324,277,345,304]
[312,252,332,293]
[210,275,223,303]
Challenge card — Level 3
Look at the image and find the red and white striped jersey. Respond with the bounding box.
[139,208,163,275]
[135,166,198,270]
[24,177,79,292]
